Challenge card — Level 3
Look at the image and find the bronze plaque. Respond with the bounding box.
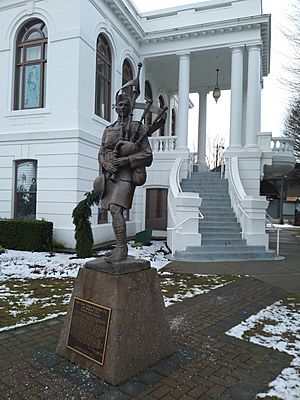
[67,297,111,365]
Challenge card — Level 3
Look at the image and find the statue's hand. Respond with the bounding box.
[113,157,129,167]
[103,161,117,173]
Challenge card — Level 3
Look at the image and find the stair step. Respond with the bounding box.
[202,209,235,214]
[185,245,267,253]
[200,222,240,228]
[181,183,228,187]
[201,208,234,213]
[201,201,231,205]
[201,237,246,244]
[202,216,236,221]
[174,250,275,262]
[200,228,241,234]
[181,188,229,194]
[202,233,242,239]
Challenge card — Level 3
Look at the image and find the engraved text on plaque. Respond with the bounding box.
[67,297,111,365]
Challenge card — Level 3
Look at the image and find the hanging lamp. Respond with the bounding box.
[213,68,221,103]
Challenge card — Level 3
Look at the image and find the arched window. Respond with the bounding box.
[122,59,133,97]
[14,19,48,110]
[95,34,112,121]
[158,95,165,136]
[171,108,176,136]
[145,80,153,128]
[122,59,133,86]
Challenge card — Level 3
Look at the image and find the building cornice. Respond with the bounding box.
[101,0,144,41]
[102,1,270,76]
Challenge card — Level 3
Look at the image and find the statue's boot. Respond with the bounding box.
[105,245,128,263]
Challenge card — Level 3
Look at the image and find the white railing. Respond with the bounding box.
[228,156,247,228]
[149,135,177,152]
[266,214,281,257]
[167,156,202,254]
[271,137,294,155]
[228,156,272,249]
[168,212,204,256]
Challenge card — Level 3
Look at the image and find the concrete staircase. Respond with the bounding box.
[174,171,275,262]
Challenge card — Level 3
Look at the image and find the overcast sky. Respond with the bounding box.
[133,0,295,155]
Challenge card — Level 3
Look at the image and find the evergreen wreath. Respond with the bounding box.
[72,191,99,258]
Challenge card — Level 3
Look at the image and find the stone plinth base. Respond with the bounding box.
[56,257,173,385]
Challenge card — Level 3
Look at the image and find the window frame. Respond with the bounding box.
[14,159,38,219]
[122,58,133,88]
[95,33,112,121]
[14,19,48,110]
[171,108,176,136]
[145,80,153,129]
[158,95,166,136]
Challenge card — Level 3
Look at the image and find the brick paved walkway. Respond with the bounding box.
[0,277,292,400]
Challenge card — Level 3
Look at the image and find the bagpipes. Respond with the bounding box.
[114,62,168,151]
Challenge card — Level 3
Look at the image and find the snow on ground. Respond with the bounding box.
[0,241,240,332]
[0,250,91,280]
[226,299,300,400]
[127,241,170,269]
[0,241,170,280]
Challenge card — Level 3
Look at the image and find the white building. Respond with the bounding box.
[0,0,295,257]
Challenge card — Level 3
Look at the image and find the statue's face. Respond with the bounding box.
[116,99,131,118]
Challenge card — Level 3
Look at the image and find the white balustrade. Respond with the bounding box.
[271,137,295,154]
[149,136,177,152]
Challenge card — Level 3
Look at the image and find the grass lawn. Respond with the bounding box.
[0,271,241,331]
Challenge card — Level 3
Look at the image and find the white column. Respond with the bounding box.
[229,46,244,148]
[242,84,247,146]
[245,44,261,148]
[197,92,207,164]
[176,52,190,149]
[257,79,263,135]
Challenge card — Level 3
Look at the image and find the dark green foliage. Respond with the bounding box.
[72,191,99,258]
[285,96,300,159]
[0,219,53,251]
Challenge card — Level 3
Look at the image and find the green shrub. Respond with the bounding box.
[0,219,53,252]
[72,191,99,258]
[0,245,6,254]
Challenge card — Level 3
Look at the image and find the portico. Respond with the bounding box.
[138,6,270,167]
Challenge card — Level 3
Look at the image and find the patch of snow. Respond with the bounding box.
[0,241,170,280]
[226,300,300,400]
[127,241,170,269]
[0,250,93,280]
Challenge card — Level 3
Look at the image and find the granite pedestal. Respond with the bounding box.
[56,256,173,385]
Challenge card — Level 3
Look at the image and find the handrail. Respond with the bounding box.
[167,211,204,256]
[176,157,184,193]
[168,156,190,233]
[168,155,202,254]
[238,204,250,219]
[266,213,281,256]
[228,157,248,227]
[229,157,246,202]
